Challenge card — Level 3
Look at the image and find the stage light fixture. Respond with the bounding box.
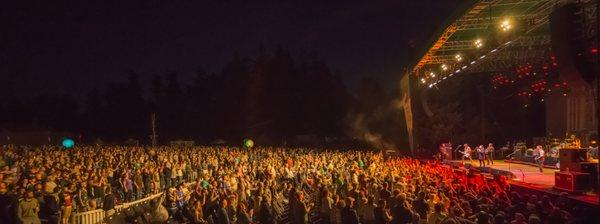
[62,138,75,149]
[500,19,512,31]
[455,54,463,62]
[474,39,483,48]
[429,72,435,78]
[441,64,448,71]
[420,78,426,84]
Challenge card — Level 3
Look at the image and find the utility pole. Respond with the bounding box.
[150,113,157,147]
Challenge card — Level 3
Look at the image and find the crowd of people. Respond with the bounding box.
[0,145,597,224]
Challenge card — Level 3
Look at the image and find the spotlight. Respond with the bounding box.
[455,54,463,62]
[474,39,483,48]
[500,19,512,31]
[420,78,426,84]
[441,64,448,71]
[429,72,435,78]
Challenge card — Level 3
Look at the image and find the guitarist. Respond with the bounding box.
[485,143,495,165]
[460,144,473,163]
[476,145,486,167]
[534,145,545,173]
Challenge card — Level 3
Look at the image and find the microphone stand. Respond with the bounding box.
[454,145,463,163]
[506,149,518,172]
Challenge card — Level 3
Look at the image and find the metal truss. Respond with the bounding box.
[412,0,565,75]
[468,47,553,72]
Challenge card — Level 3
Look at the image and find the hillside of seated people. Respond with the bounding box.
[0,145,597,224]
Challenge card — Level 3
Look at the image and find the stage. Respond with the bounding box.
[445,160,598,205]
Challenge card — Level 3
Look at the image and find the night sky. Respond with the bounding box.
[2,0,461,98]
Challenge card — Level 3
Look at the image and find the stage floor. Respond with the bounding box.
[448,160,598,205]
[464,160,557,186]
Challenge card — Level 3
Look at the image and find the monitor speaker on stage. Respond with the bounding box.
[559,148,588,172]
[550,3,595,85]
[555,171,590,193]
[579,162,598,190]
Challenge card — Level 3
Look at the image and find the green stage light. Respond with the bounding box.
[243,139,254,148]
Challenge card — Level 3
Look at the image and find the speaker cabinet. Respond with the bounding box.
[555,171,590,193]
[579,162,598,190]
[550,3,595,85]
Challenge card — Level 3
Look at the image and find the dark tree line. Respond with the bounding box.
[2,49,390,145]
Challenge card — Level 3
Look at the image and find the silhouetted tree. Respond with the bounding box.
[1,48,359,145]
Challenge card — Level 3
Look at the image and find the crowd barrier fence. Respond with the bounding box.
[70,192,164,224]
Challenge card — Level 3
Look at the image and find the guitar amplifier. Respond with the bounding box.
[559,148,588,172]
[554,171,590,193]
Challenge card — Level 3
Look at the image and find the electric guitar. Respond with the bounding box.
[458,150,471,158]
[534,154,544,163]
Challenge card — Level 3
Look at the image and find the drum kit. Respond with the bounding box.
[548,138,561,158]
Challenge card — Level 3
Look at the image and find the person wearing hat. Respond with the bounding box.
[44,175,57,195]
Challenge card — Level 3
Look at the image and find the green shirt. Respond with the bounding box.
[19,198,40,219]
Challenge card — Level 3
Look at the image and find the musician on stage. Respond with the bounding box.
[476,145,486,167]
[439,143,449,161]
[534,145,545,173]
[460,144,473,163]
[485,143,494,165]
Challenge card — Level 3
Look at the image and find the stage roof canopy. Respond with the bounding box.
[410,0,574,87]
